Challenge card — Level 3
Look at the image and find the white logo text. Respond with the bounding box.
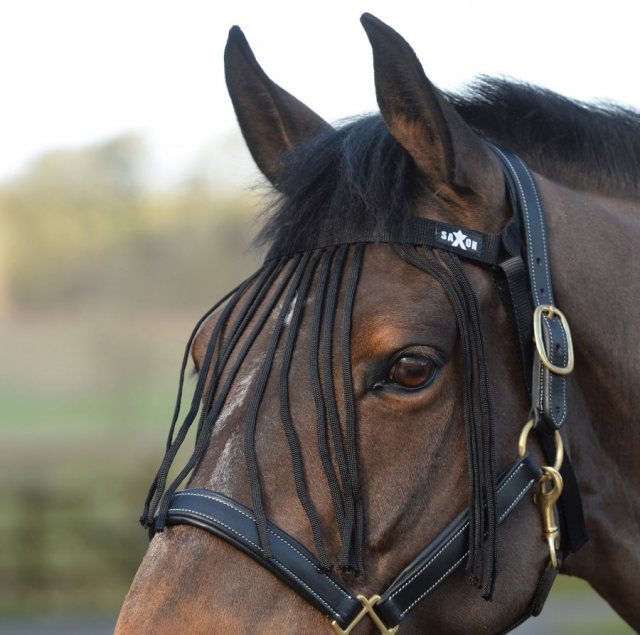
[440,229,478,252]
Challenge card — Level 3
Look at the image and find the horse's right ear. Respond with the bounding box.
[225,27,331,187]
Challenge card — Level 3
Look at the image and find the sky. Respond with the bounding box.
[1,0,638,187]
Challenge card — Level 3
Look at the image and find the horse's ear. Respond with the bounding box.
[360,13,489,194]
[225,26,332,186]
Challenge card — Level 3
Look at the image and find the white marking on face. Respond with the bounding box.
[205,354,263,490]
[208,430,242,490]
[284,293,297,326]
[213,357,261,433]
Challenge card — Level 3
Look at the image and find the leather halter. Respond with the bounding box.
[151,146,588,633]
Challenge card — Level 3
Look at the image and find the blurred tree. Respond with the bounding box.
[0,133,261,310]
[0,132,262,615]
[0,134,147,306]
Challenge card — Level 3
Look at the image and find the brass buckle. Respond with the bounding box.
[331,595,399,635]
[533,305,575,375]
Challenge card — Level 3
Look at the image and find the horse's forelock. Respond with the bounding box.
[254,116,421,257]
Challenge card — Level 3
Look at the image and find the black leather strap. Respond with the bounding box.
[533,316,568,428]
[163,454,540,630]
[489,143,588,565]
[375,453,540,626]
[164,489,359,626]
[495,255,533,395]
[487,144,588,559]
[498,554,561,634]
[488,144,570,430]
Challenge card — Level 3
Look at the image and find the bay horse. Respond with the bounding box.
[115,14,640,634]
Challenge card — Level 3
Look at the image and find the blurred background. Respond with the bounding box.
[0,1,636,633]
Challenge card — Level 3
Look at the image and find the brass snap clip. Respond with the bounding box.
[533,304,575,375]
[535,466,564,568]
[518,418,565,568]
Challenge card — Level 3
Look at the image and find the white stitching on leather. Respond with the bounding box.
[516,154,553,302]
[516,151,569,426]
[492,147,569,427]
[544,316,559,427]
[388,462,526,600]
[170,506,259,548]
[558,322,568,423]
[400,552,468,617]
[498,479,535,523]
[173,491,353,600]
[176,491,253,518]
[266,530,351,598]
[389,523,470,600]
[490,147,541,305]
[169,506,343,619]
[398,475,535,617]
[538,353,545,411]
[495,460,527,492]
[273,561,343,620]
[541,316,567,427]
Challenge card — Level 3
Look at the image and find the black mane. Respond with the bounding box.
[450,77,640,200]
[256,78,640,252]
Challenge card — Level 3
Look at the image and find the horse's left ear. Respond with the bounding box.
[225,26,332,187]
[360,13,492,196]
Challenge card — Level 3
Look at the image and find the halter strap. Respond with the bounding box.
[165,454,540,631]
[487,144,588,556]
[489,144,571,430]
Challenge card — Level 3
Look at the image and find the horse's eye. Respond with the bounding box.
[389,355,437,390]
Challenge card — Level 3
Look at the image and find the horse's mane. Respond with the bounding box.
[256,78,640,251]
[450,77,640,201]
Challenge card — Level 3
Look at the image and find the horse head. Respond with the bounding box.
[116,13,640,635]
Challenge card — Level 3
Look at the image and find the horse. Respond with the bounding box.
[115,13,640,634]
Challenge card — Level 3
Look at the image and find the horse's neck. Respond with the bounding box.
[553,186,640,470]
[547,180,640,628]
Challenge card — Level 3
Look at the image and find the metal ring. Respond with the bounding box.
[551,430,564,472]
[533,305,575,376]
[518,420,564,472]
[518,419,536,458]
